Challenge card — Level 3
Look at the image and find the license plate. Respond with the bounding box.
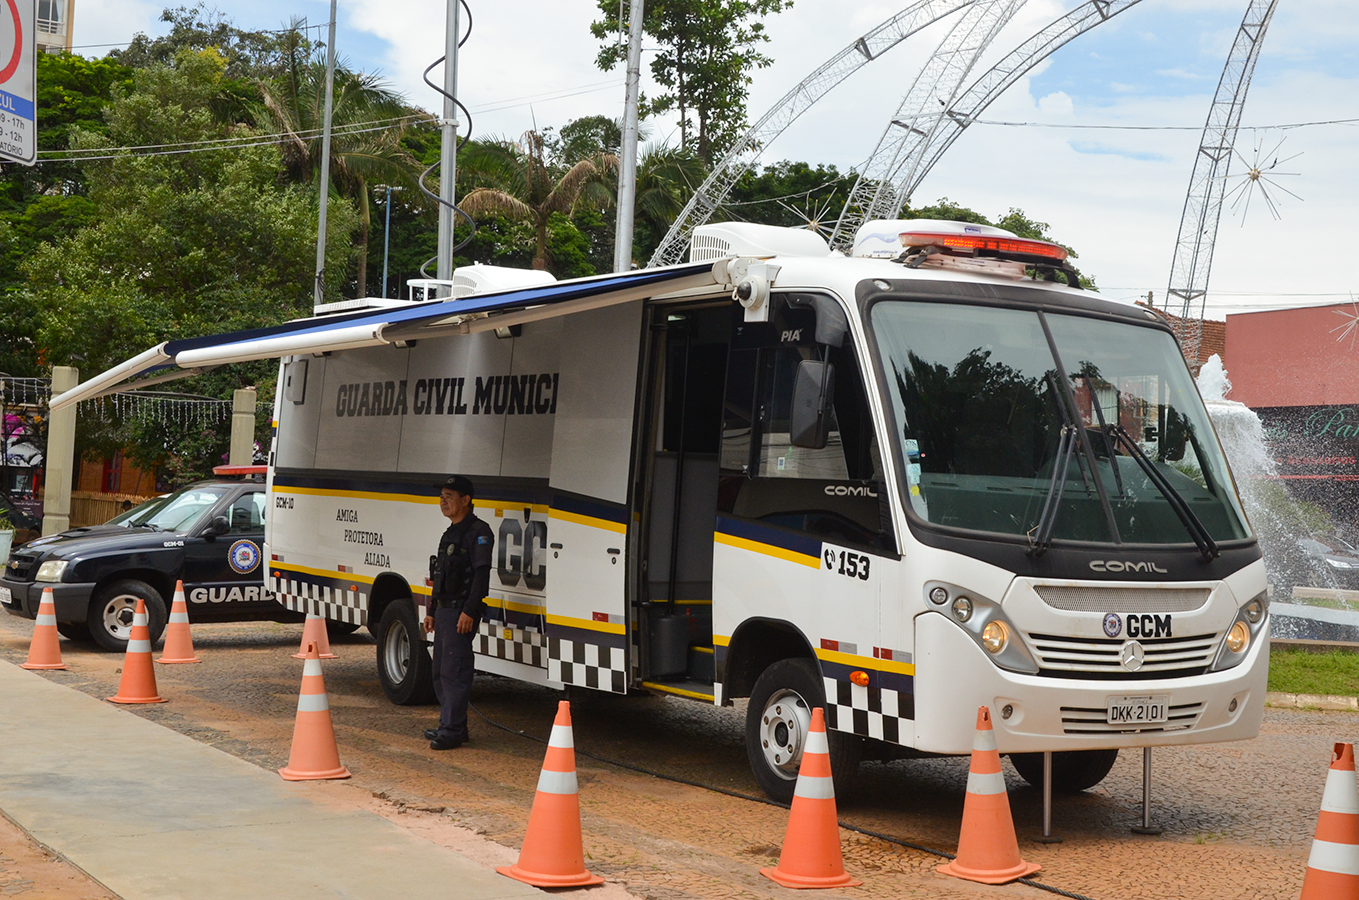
[0,586,10,605]
[1106,695,1169,726]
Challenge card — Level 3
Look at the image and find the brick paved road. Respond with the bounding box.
[0,616,1346,900]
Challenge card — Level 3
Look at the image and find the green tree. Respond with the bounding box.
[21,50,357,475]
[628,143,707,266]
[254,40,423,297]
[112,4,311,81]
[591,0,791,164]
[459,132,617,272]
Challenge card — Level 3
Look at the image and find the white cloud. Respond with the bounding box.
[1038,91,1073,115]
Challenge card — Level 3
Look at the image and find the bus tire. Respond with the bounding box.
[1009,749,1119,793]
[376,601,435,705]
[745,657,861,803]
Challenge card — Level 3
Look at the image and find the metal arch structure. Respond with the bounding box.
[827,0,1028,253]
[893,0,1146,214]
[647,0,980,269]
[1163,0,1278,367]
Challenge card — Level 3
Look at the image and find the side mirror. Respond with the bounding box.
[790,360,835,449]
[204,515,229,539]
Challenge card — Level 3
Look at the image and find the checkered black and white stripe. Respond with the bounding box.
[823,677,910,745]
[274,577,367,626]
[548,637,627,693]
[476,620,546,668]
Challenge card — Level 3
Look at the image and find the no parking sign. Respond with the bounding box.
[0,0,34,165]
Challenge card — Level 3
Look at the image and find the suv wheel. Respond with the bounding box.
[56,621,93,642]
[89,580,168,652]
[375,601,435,705]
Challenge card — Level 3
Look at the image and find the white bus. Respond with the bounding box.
[59,220,1269,800]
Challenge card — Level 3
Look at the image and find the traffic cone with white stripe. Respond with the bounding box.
[20,587,67,670]
[937,706,1039,884]
[761,707,862,888]
[107,598,166,704]
[279,642,350,781]
[157,581,200,664]
[292,611,336,660]
[496,700,605,886]
[1301,741,1359,898]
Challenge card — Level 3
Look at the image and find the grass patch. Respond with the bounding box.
[1269,646,1359,696]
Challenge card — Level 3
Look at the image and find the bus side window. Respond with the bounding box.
[719,308,893,552]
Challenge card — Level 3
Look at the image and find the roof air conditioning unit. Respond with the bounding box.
[689,222,830,262]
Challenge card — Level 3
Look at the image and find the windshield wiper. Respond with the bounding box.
[1084,384,1125,499]
[1029,424,1077,557]
[1106,426,1219,562]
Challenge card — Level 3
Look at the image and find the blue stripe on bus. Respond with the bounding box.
[715,515,823,561]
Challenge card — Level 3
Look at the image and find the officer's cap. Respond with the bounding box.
[438,474,475,498]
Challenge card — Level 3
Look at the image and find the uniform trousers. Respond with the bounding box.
[431,606,476,741]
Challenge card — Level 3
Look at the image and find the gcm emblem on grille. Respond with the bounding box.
[1103,613,1122,638]
[1120,640,1146,672]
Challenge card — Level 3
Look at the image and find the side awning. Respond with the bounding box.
[50,260,730,412]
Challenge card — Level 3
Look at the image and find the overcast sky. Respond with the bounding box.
[75,0,1358,319]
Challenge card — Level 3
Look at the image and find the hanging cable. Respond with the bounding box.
[419,0,477,277]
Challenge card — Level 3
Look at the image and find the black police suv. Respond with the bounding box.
[1,473,303,651]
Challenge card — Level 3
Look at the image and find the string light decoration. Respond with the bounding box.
[80,391,232,428]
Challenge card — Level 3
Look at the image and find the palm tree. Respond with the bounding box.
[630,143,706,267]
[254,38,423,296]
[459,131,617,272]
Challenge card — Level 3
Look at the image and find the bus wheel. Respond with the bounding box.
[376,602,435,705]
[745,658,861,803]
[1010,749,1119,793]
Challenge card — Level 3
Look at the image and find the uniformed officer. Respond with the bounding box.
[422,475,494,750]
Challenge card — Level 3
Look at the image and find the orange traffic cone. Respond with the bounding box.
[1301,742,1359,898]
[937,706,1040,885]
[278,642,350,781]
[157,581,200,664]
[107,598,166,704]
[760,707,862,888]
[497,701,605,887]
[20,587,67,671]
[292,612,336,660]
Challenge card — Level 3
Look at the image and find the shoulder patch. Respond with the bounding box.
[478,536,490,545]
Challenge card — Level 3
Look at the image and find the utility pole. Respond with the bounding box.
[313,0,339,308]
[613,0,645,273]
[379,185,403,298]
[435,0,462,288]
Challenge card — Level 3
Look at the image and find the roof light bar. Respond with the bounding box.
[899,231,1068,261]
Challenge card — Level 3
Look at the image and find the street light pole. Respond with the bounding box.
[378,185,403,299]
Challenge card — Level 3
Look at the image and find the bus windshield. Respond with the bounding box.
[870,300,1250,546]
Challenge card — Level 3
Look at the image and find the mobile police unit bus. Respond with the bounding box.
[52,220,1268,799]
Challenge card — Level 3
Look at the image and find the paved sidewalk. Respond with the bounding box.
[0,660,545,900]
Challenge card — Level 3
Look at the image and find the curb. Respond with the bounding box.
[1267,691,1359,711]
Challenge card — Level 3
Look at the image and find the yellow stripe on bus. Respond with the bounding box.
[548,508,628,534]
[714,532,821,569]
[274,485,439,504]
[641,681,715,701]
[483,596,546,615]
[815,646,915,676]
[272,562,377,585]
[545,613,625,635]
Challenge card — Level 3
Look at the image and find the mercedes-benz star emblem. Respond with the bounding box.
[1120,640,1145,672]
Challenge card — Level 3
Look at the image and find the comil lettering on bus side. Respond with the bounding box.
[334,374,560,418]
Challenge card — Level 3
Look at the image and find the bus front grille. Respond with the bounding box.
[1033,585,1211,614]
[1026,631,1221,679]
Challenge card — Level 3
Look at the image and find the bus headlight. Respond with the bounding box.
[951,596,973,622]
[1209,592,1268,672]
[923,581,1038,674]
[982,621,1008,654]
